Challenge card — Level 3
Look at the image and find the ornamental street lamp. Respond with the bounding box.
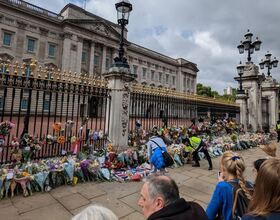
[236,61,245,94]
[259,51,278,77]
[113,0,133,69]
[237,29,262,62]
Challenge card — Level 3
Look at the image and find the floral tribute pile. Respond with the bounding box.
[0,120,151,199]
[0,118,274,199]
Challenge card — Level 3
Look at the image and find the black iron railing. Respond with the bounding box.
[0,60,110,163]
[129,84,239,131]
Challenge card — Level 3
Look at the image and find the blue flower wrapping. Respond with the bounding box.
[34,172,50,191]
[64,163,74,181]
[174,154,183,166]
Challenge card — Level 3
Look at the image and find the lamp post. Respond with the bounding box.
[237,29,262,62]
[113,0,132,69]
[259,51,278,77]
[236,61,245,94]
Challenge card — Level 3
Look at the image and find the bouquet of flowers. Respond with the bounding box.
[20,134,42,162]
[0,121,15,146]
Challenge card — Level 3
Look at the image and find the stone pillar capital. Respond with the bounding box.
[16,20,27,29]
[77,36,84,43]
[39,27,49,36]
[62,32,72,39]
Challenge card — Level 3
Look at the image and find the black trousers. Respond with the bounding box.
[193,142,213,168]
[277,131,280,142]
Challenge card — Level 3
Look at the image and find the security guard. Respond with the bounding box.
[185,135,213,170]
[276,120,280,142]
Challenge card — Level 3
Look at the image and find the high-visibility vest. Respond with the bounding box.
[277,123,280,130]
[189,136,201,149]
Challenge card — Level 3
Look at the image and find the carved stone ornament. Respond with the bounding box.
[81,23,111,37]
[16,20,28,29]
[244,62,259,76]
[39,27,49,36]
[121,91,130,136]
[0,53,14,61]
[63,32,72,39]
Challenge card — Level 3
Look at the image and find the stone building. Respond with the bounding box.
[0,0,198,94]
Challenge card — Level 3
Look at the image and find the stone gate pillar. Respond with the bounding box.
[261,76,280,132]
[235,62,263,132]
[236,93,248,131]
[103,67,136,151]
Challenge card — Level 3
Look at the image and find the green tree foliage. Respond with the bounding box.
[196,83,236,102]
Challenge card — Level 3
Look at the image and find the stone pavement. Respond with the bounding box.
[1,146,279,220]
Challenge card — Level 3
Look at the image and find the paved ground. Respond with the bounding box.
[1,146,279,220]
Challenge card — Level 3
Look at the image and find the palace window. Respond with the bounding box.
[27,38,36,52]
[142,68,147,79]
[0,97,3,110]
[21,98,28,110]
[94,55,99,66]
[133,65,138,75]
[43,99,50,112]
[48,44,56,57]
[3,32,12,46]
[105,58,110,70]
[166,74,169,84]
[172,76,176,85]
[159,72,162,82]
[82,51,87,63]
[151,70,155,81]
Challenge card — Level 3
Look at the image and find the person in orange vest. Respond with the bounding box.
[276,120,280,142]
[184,135,213,170]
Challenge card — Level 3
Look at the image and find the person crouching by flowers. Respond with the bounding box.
[206,151,253,220]
[146,126,167,174]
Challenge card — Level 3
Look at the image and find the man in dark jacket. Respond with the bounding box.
[138,175,208,220]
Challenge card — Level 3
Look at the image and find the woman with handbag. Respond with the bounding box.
[206,151,253,220]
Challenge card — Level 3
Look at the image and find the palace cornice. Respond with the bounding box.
[61,21,127,46]
[128,43,198,72]
[63,19,124,41]
[128,43,178,66]
[59,3,120,29]
[0,0,62,24]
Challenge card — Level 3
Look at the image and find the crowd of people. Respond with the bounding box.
[71,118,280,220]
[72,155,280,220]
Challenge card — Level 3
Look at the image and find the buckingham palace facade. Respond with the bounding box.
[0,0,198,94]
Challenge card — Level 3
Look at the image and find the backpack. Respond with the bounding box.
[229,181,254,220]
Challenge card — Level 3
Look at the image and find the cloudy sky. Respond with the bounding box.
[27,0,280,93]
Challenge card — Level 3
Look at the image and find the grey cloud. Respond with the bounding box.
[27,0,280,93]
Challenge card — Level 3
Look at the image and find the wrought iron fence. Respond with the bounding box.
[0,60,111,164]
[129,84,239,131]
